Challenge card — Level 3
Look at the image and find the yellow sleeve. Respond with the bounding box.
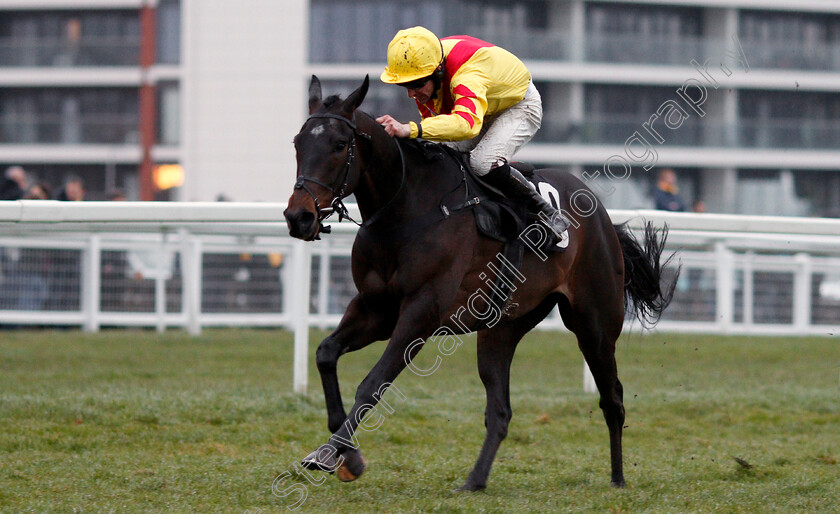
[419,74,489,142]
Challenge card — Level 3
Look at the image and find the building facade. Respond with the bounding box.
[0,0,306,202]
[1,0,839,216]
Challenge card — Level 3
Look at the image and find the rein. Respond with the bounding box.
[294,112,406,234]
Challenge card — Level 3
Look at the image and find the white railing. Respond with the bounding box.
[2,201,840,393]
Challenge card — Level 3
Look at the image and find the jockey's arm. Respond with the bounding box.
[376,83,489,141]
[418,81,488,142]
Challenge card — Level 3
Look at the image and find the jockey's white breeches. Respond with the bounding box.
[446,81,543,176]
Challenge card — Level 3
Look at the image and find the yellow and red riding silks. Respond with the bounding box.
[380,28,531,142]
[407,36,531,142]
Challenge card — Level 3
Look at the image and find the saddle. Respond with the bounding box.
[418,142,547,247]
[409,141,557,312]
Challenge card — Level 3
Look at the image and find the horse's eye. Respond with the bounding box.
[334,141,347,153]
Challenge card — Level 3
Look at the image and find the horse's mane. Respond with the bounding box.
[318,94,462,167]
[402,138,465,167]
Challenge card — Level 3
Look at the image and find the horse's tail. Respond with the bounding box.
[614,221,679,327]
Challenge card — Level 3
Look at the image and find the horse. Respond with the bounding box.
[283,75,676,491]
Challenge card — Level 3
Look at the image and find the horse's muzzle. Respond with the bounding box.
[284,206,319,241]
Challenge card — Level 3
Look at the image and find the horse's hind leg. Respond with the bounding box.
[460,299,557,492]
[560,297,626,487]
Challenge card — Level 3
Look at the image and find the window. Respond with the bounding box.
[308,0,547,63]
[586,3,703,64]
[0,10,141,67]
[0,88,139,145]
[157,83,180,145]
[740,11,840,70]
[739,90,840,149]
[156,0,181,64]
[584,84,702,146]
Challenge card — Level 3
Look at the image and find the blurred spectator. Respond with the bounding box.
[55,17,83,66]
[692,200,706,213]
[654,168,687,212]
[56,175,85,201]
[24,182,51,200]
[1,166,28,200]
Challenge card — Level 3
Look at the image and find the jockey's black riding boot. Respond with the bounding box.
[483,162,569,241]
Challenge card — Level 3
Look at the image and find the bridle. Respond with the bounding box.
[294,113,365,233]
[294,112,406,234]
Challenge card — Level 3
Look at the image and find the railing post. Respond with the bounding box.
[155,235,167,333]
[291,240,312,395]
[82,234,101,332]
[743,251,754,331]
[715,242,734,334]
[793,253,812,331]
[179,229,202,336]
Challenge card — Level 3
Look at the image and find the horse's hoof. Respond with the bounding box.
[336,449,366,482]
[611,479,626,488]
[455,483,486,492]
[300,444,339,473]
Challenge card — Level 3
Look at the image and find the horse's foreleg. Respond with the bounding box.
[304,295,394,477]
[314,297,438,479]
[316,294,394,433]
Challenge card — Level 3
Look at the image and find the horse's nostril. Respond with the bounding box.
[285,209,318,239]
[299,211,316,228]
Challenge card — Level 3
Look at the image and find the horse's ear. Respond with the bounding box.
[342,75,369,115]
[309,75,322,114]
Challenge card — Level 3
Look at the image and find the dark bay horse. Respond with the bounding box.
[283,75,675,491]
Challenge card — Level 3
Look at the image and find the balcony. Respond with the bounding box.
[535,115,840,150]
[583,33,721,67]
[737,118,840,150]
[536,115,702,146]
[310,27,840,74]
[0,36,140,67]
[0,112,139,145]
[468,29,575,62]
[740,38,840,72]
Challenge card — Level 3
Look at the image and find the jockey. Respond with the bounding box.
[376,26,568,241]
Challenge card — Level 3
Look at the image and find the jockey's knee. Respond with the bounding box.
[470,153,502,177]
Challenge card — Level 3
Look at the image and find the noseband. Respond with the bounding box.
[294,112,406,234]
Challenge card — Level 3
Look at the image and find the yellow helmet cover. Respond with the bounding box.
[381,26,443,84]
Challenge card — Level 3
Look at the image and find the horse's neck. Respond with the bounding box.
[353,118,413,223]
[353,114,463,228]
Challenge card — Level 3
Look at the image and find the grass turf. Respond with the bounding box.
[0,328,838,512]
